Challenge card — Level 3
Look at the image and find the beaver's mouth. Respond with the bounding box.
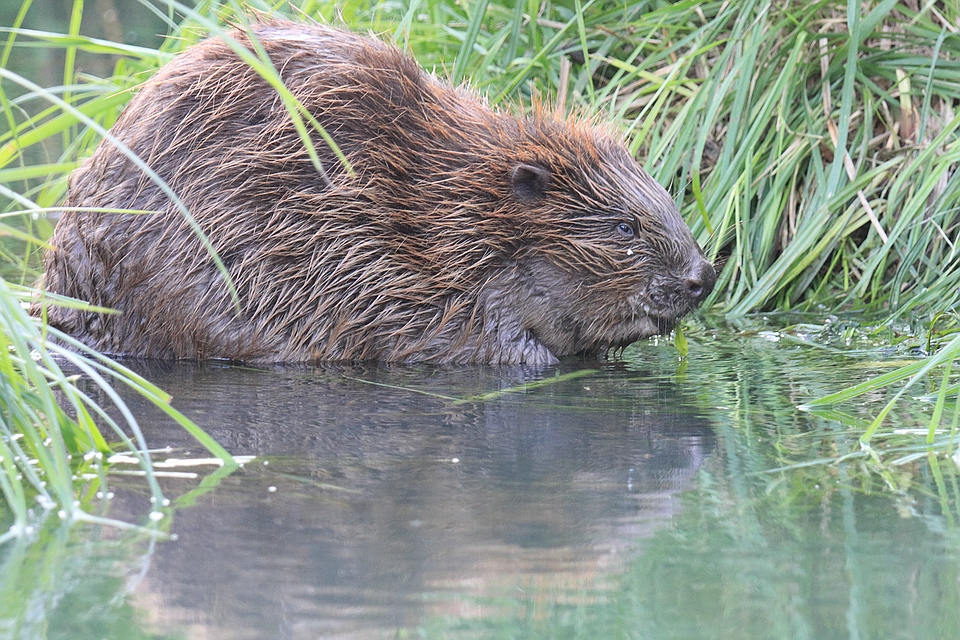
[651,314,680,335]
[534,306,686,360]
[599,313,676,351]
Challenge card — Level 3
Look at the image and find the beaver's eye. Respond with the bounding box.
[616,222,635,239]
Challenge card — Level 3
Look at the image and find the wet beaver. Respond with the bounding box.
[41,20,715,365]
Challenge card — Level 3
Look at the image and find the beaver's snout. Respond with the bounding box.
[684,257,716,305]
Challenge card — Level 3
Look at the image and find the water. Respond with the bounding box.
[3,321,959,639]
[89,358,714,638]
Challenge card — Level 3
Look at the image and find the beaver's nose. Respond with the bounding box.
[685,258,716,304]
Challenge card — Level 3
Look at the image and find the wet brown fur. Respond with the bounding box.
[41,21,715,365]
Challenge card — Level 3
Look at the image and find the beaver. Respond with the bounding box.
[41,20,716,366]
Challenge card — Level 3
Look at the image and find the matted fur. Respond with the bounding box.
[41,21,715,365]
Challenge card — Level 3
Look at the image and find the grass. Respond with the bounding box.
[0,276,235,538]
[0,0,959,524]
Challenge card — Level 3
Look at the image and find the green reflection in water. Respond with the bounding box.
[421,491,960,639]
[0,520,174,640]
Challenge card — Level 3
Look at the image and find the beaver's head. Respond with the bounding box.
[486,124,715,359]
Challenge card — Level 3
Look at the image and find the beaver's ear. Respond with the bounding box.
[511,163,550,200]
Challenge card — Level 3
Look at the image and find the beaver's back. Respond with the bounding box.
[42,21,715,365]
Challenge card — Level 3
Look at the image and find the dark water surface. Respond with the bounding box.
[100,356,714,639]
[3,325,960,639]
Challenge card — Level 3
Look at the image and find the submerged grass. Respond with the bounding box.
[0,0,959,513]
[0,275,234,541]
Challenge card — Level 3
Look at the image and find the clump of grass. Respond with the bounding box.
[0,279,235,540]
